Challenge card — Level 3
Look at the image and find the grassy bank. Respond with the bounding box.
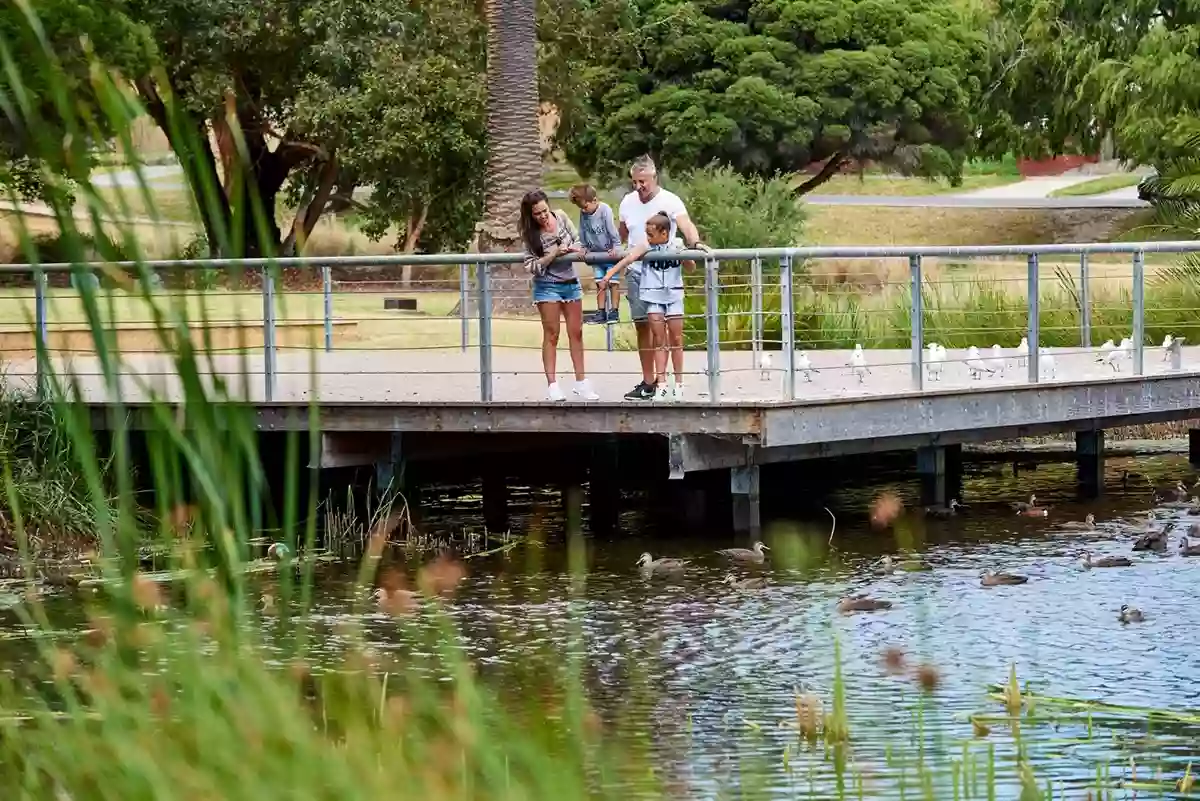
[1047,174,1144,197]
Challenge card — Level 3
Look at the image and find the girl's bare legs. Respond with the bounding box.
[648,313,668,384]
[667,316,685,380]
[608,283,621,319]
[562,299,586,380]
[537,301,562,384]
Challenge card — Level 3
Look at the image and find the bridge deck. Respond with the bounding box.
[12,346,1200,462]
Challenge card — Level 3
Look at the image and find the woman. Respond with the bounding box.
[519,190,600,401]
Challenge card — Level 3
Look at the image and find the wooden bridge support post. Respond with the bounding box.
[730,464,762,536]
[482,467,510,534]
[374,433,421,526]
[1076,430,1105,499]
[1190,429,1200,468]
[917,444,962,508]
[588,435,620,536]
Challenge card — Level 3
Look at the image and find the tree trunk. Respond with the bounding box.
[479,0,543,315]
[793,152,849,196]
[401,201,429,287]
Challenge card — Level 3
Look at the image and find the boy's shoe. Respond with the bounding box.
[546,382,566,402]
[606,308,620,324]
[623,381,655,401]
[572,379,600,401]
[671,382,685,401]
[585,310,607,325]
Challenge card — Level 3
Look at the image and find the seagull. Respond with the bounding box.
[796,350,818,382]
[1096,338,1116,363]
[988,344,1007,374]
[1040,347,1056,379]
[1162,334,1174,362]
[1104,343,1123,372]
[849,344,871,383]
[966,345,995,379]
[1118,336,1134,360]
[758,351,773,381]
[926,342,945,382]
[1015,336,1029,367]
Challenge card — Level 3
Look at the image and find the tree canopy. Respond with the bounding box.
[549,0,991,192]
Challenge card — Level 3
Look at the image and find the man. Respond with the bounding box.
[617,155,710,401]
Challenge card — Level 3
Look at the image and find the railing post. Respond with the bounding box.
[322,265,333,353]
[704,257,720,402]
[476,262,493,402]
[780,255,795,399]
[458,263,469,353]
[909,254,924,391]
[1027,254,1040,384]
[1079,252,1091,348]
[1132,250,1145,376]
[34,268,48,400]
[750,256,763,365]
[262,265,276,401]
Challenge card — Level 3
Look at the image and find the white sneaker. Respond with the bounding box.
[672,382,685,401]
[572,379,600,401]
[546,382,566,402]
[653,383,670,401]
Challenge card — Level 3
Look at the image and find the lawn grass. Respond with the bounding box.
[809,173,1018,196]
[1047,174,1144,197]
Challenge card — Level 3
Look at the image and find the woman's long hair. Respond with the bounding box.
[518,190,550,256]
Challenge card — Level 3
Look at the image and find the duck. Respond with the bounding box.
[1080,551,1133,569]
[980,570,1028,587]
[716,541,770,564]
[1186,499,1200,516]
[1060,513,1096,531]
[636,553,689,574]
[923,499,962,518]
[1155,482,1192,505]
[266,542,292,561]
[1017,500,1049,518]
[1179,532,1200,557]
[1011,495,1038,513]
[722,574,769,590]
[878,555,933,572]
[836,594,892,613]
[1117,604,1145,624]
[1132,528,1168,552]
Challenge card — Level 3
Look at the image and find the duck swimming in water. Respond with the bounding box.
[716,541,770,564]
[722,574,769,590]
[637,553,689,574]
[836,594,893,613]
[980,570,1028,587]
[923,499,962,518]
[1080,551,1133,569]
[1118,604,1145,623]
[1132,528,1168,552]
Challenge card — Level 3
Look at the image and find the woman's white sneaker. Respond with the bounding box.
[546,382,567,402]
[572,379,600,401]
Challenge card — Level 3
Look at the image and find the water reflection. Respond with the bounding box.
[7,453,1200,797]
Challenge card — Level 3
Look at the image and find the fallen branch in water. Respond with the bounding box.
[825,507,836,545]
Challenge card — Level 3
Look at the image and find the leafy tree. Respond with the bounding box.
[549,0,991,193]
[671,164,805,248]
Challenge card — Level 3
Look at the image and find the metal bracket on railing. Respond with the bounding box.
[704,258,720,402]
[458,263,470,353]
[750,256,764,368]
[1132,251,1145,376]
[779,255,795,400]
[1027,254,1040,384]
[476,262,493,402]
[262,265,277,401]
[34,268,48,401]
[909,254,923,391]
[322,265,333,353]
[1079,253,1091,348]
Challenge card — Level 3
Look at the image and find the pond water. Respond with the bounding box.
[9,452,1200,798]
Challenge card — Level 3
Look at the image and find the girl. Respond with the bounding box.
[518,190,600,401]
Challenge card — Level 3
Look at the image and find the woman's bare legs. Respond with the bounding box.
[537,301,562,384]
[562,299,586,380]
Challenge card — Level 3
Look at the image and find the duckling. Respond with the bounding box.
[836,594,893,613]
[1080,551,1133,569]
[722,574,769,590]
[716,541,770,564]
[878,555,933,572]
[637,553,689,574]
[1132,528,1168,552]
[1117,604,1145,624]
[923,499,962,518]
[1011,495,1037,513]
[266,542,292,561]
[980,570,1028,587]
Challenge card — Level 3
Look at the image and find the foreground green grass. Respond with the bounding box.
[1048,174,1144,197]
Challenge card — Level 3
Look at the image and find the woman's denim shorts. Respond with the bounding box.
[532,278,583,305]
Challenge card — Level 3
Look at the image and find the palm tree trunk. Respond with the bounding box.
[479,0,541,252]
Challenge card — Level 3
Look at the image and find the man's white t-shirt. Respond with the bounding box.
[618,188,688,277]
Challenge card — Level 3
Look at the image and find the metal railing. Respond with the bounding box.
[4,239,1200,404]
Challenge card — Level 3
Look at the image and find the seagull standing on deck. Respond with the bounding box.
[758,351,773,381]
[966,346,995,379]
[796,350,818,382]
[1096,338,1116,363]
[1162,334,1174,362]
[926,342,945,382]
[849,344,871,383]
[1016,336,1029,367]
[988,344,1007,374]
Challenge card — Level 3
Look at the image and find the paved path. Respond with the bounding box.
[7,344,1195,405]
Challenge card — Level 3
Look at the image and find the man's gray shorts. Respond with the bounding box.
[627,269,648,323]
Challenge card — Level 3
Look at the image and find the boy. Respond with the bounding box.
[598,212,692,401]
[568,184,622,324]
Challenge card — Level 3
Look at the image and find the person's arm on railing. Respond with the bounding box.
[597,243,649,291]
[675,212,711,253]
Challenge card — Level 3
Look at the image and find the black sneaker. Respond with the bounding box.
[585,310,607,325]
[623,381,655,401]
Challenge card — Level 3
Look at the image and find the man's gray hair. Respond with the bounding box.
[629,155,657,176]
